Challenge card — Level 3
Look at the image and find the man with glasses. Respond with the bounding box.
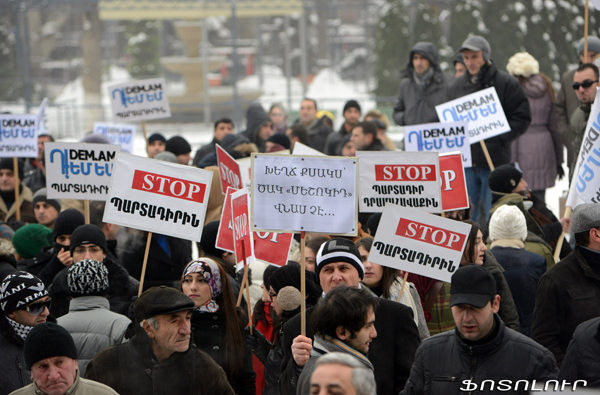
[0,271,51,394]
[567,63,599,180]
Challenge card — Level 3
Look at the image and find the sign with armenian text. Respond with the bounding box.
[108,78,171,122]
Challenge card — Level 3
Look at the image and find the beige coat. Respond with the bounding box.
[10,374,119,395]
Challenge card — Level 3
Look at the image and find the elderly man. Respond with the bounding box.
[402,265,558,395]
[0,272,51,394]
[310,352,377,395]
[279,238,419,395]
[84,286,234,395]
[10,322,118,395]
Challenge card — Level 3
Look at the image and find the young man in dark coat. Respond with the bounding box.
[323,100,361,156]
[559,316,600,388]
[401,265,558,395]
[279,238,420,395]
[532,203,600,366]
[294,98,332,153]
[192,118,235,167]
[84,286,235,395]
[447,35,531,224]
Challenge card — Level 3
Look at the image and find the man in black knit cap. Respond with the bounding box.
[32,188,61,230]
[147,133,166,158]
[165,135,192,165]
[323,100,361,156]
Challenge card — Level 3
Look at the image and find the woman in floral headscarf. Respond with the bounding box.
[180,258,256,395]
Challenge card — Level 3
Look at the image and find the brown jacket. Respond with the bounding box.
[0,183,35,225]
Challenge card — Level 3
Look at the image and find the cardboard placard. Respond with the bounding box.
[404,121,472,167]
[45,142,120,200]
[370,205,472,283]
[0,114,38,158]
[292,142,326,156]
[435,87,510,144]
[572,88,600,204]
[253,231,294,267]
[216,144,242,193]
[93,122,136,154]
[252,154,358,235]
[357,151,442,213]
[231,188,255,269]
[439,152,470,211]
[216,187,238,253]
[108,78,171,122]
[103,153,212,241]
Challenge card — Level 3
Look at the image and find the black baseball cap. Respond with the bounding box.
[449,265,497,308]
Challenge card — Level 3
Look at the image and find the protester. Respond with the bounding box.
[180,258,255,394]
[48,224,138,317]
[324,100,361,155]
[363,110,396,151]
[296,286,378,395]
[393,42,449,126]
[0,272,51,394]
[24,134,53,174]
[265,133,291,153]
[165,135,193,165]
[0,237,17,282]
[279,238,420,395]
[309,352,377,395]
[296,98,333,153]
[453,53,466,78]
[285,124,309,153]
[350,121,385,152]
[12,224,53,261]
[192,118,235,166]
[269,103,288,135]
[84,286,235,395]
[305,235,330,272]
[57,259,131,374]
[401,265,558,395]
[0,158,35,226]
[88,201,120,259]
[32,188,60,229]
[559,316,600,388]
[242,102,273,153]
[487,205,546,336]
[447,35,531,224]
[532,203,600,366]
[506,52,563,206]
[197,133,255,168]
[147,133,166,158]
[354,236,429,340]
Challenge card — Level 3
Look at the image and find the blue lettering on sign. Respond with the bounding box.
[111,88,163,109]
[408,130,466,152]
[50,149,114,180]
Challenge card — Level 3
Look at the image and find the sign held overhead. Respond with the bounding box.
[108,78,171,122]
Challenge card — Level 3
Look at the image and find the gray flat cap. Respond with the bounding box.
[572,203,600,234]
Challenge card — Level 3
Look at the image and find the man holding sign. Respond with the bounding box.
[0,158,35,225]
[447,35,531,223]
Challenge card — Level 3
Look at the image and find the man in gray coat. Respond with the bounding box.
[57,259,131,374]
[393,42,450,126]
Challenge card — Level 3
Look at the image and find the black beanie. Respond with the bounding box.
[0,158,24,180]
[199,221,226,258]
[53,209,85,242]
[24,323,78,370]
[32,188,61,213]
[166,136,192,156]
[0,271,48,314]
[343,100,361,114]
[270,264,301,294]
[316,238,365,279]
[267,134,291,150]
[488,164,523,194]
[148,133,166,144]
[69,224,107,256]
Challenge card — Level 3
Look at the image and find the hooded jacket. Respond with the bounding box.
[447,61,531,168]
[393,42,450,126]
[242,103,271,153]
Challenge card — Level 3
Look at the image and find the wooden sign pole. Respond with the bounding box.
[141,120,150,157]
[84,200,90,224]
[396,271,410,303]
[137,232,153,296]
[241,241,253,335]
[584,0,590,61]
[479,141,495,171]
[13,157,20,221]
[553,206,572,263]
[300,231,306,336]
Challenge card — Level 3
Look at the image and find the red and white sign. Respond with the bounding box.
[216,187,238,252]
[231,188,255,269]
[217,144,242,194]
[103,153,212,241]
[439,152,469,211]
[254,231,294,267]
[370,205,472,283]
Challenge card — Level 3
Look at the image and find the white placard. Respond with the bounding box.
[357,151,442,213]
[435,87,510,144]
[404,121,472,167]
[36,98,48,135]
[572,88,600,204]
[252,154,358,235]
[93,122,136,154]
[370,205,472,283]
[103,153,212,242]
[237,157,252,189]
[45,142,120,200]
[292,142,326,156]
[0,114,38,158]
[108,78,171,122]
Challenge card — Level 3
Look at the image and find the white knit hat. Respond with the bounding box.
[489,205,528,242]
[506,52,539,78]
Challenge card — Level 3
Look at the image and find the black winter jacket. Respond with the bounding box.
[0,316,31,395]
[401,315,558,395]
[447,62,531,168]
[0,238,17,282]
[279,298,420,395]
[531,246,600,366]
[559,316,600,388]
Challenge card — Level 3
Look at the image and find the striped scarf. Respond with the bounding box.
[311,334,374,370]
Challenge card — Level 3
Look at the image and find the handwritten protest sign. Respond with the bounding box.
[216,187,237,252]
[103,153,212,241]
[435,87,509,144]
[93,123,136,154]
[217,144,242,193]
[370,205,472,283]
[252,154,357,235]
[357,151,442,214]
[293,142,326,156]
[572,88,600,204]
[45,142,119,200]
[108,78,171,122]
[439,152,470,211]
[0,114,38,158]
[405,121,471,167]
[232,188,255,269]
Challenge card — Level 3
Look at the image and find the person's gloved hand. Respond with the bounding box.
[244,326,270,364]
[557,165,565,180]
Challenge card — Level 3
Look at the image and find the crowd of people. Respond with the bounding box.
[1,32,600,395]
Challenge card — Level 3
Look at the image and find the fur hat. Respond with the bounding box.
[489,205,527,242]
[506,52,539,78]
